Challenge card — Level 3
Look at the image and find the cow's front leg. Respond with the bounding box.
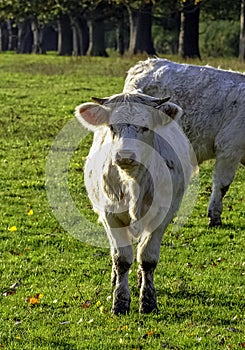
[208,156,238,227]
[137,229,163,313]
[105,213,133,315]
[111,245,133,315]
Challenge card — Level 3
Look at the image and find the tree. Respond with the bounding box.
[108,0,156,55]
[87,2,109,57]
[0,0,55,53]
[239,0,245,59]
[178,0,201,59]
[125,0,156,55]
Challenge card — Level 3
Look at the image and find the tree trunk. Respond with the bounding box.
[0,23,2,51]
[17,20,32,53]
[7,21,13,50]
[0,22,8,51]
[127,6,138,55]
[87,19,108,57]
[57,15,73,55]
[116,11,125,55]
[69,16,89,56]
[178,3,201,59]
[31,19,46,54]
[70,16,78,56]
[79,17,89,55]
[43,25,58,51]
[239,0,245,60]
[126,2,156,55]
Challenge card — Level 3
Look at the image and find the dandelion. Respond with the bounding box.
[8,226,17,232]
[27,209,34,216]
[26,293,43,305]
[27,297,40,305]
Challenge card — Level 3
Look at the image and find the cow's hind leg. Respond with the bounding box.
[137,229,163,313]
[208,156,239,227]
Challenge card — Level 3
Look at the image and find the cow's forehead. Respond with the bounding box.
[109,103,153,125]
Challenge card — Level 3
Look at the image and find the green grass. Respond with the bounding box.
[0,52,244,349]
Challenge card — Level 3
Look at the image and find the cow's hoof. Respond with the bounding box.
[112,300,130,315]
[139,302,158,314]
[209,218,222,227]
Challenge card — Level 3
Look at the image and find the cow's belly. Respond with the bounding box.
[190,138,215,164]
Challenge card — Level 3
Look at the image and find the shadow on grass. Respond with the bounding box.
[155,287,245,324]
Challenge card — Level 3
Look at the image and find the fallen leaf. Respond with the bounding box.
[3,282,20,297]
[226,327,239,333]
[239,342,245,348]
[142,330,154,339]
[14,320,22,325]
[3,290,16,297]
[10,282,20,289]
[81,300,91,308]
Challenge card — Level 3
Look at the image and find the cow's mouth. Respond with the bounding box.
[116,158,140,171]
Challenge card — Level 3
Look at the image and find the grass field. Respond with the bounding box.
[0,52,244,349]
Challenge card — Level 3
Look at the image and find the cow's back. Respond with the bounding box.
[124,58,245,164]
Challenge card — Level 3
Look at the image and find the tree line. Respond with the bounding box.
[0,0,244,59]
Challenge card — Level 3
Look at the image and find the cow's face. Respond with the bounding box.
[108,104,154,169]
[75,92,183,171]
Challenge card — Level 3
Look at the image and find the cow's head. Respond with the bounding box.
[75,92,183,170]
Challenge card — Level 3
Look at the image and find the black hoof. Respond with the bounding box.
[112,300,130,315]
[209,218,222,227]
[139,303,158,314]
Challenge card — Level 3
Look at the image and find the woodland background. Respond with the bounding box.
[0,0,245,60]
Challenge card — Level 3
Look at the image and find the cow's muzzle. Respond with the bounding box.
[115,150,137,167]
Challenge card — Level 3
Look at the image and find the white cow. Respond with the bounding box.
[124,58,245,226]
[75,92,192,314]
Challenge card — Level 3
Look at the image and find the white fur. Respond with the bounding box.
[75,93,192,314]
[124,58,245,226]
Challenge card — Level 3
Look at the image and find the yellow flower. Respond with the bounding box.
[8,226,17,232]
[28,297,40,305]
[28,209,34,216]
[96,300,101,307]
[26,293,43,305]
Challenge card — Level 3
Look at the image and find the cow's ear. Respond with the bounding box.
[157,102,183,121]
[75,102,110,131]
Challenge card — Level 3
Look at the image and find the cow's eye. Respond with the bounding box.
[141,127,149,133]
